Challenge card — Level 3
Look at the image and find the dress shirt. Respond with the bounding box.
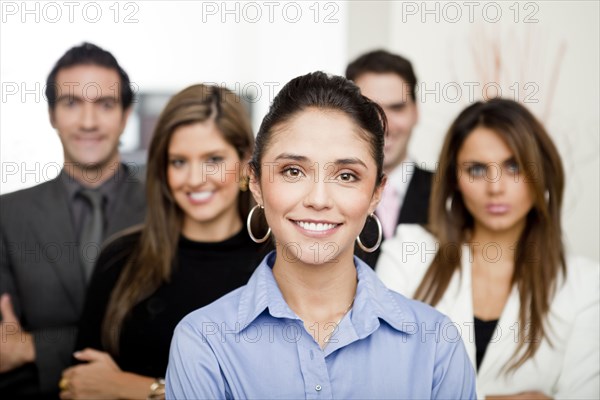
[386,159,416,207]
[377,160,416,237]
[60,163,129,238]
[166,251,476,399]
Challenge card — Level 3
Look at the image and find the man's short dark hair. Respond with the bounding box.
[346,49,418,102]
[45,42,134,110]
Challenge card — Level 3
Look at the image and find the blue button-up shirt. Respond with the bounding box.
[166,252,476,399]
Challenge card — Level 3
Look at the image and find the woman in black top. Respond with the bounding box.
[59,84,266,399]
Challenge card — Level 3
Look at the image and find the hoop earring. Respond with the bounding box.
[356,213,383,253]
[445,195,454,214]
[247,205,271,243]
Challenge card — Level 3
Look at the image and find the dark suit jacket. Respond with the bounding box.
[355,166,434,268]
[0,169,145,397]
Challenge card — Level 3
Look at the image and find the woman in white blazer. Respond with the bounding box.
[377,98,599,399]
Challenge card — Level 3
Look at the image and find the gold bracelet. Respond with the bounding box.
[147,378,166,400]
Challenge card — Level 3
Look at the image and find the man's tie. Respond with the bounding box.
[377,184,400,239]
[79,189,104,282]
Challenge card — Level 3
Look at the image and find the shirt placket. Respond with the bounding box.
[295,321,333,399]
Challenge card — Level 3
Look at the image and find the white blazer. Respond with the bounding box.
[376,225,599,399]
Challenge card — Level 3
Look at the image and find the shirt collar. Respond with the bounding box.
[350,255,416,337]
[60,163,128,203]
[386,158,416,199]
[236,252,296,332]
[236,251,417,337]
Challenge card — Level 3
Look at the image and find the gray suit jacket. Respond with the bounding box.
[0,170,145,396]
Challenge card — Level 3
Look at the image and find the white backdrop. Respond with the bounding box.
[1,1,598,260]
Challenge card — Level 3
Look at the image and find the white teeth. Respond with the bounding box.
[189,191,213,201]
[296,221,337,231]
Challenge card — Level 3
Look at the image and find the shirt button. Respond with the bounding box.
[315,385,322,391]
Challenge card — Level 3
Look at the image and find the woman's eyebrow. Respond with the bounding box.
[334,158,367,169]
[274,154,367,169]
[274,153,309,162]
[460,156,515,165]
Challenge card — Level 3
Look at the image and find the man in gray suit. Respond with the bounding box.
[0,43,146,397]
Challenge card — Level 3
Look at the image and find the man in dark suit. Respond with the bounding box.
[346,50,433,265]
[0,43,146,398]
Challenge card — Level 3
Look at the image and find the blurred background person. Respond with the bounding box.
[346,50,433,266]
[377,98,599,399]
[0,42,145,398]
[59,84,266,399]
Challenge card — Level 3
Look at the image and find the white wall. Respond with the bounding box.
[348,0,599,261]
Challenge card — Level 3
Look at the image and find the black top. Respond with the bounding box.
[75,228,267,378]
[474,316,499,370]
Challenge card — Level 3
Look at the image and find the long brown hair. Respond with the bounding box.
[415,98,566,371]
[102,84,254,354]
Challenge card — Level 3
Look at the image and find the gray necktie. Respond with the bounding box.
[79,189,104,281]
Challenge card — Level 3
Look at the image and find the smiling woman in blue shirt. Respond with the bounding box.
[166,72,476,399]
